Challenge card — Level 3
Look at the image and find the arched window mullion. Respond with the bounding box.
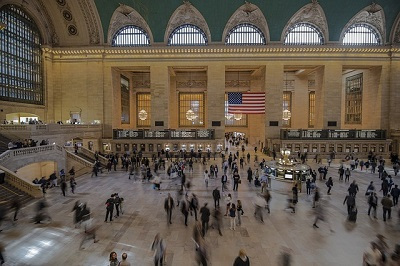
[284,23,324,45]
[225,23,266,46]
[342,23,381,46]
[112,25,150,47]
[168,24,207,46]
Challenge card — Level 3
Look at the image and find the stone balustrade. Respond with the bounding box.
[0,123,102,135]
[0,145,60,165]
[65,150,93,168]
[79,146,108,165]
[0,166,43,198]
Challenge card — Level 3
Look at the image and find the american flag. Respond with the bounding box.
[228,92,265,114]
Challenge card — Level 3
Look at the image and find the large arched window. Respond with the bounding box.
[0,5,43,105]
[112,25,150,47]
[342,23,381,45]
[225,23,266,45]
[168,24,207,46]
[284,23,324,45]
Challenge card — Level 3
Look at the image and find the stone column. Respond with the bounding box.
[265,63,284,149]
[150,65,169,128]
[207,64,225,143]
[320,63,342,128]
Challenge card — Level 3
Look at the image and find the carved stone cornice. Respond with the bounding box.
[78,0,101,44]
[282,1,328,42]
[340,3,386,43]
[132,80,150,89]
[392,13,400,44]
[223,2,269,43]
[108,4,153,44]
[177,80,207,89]
[34,0,59,45]
[164,2,211,44]
[225,80,251,88]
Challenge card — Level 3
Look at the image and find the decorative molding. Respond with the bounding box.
[176,80,207,88]
[107,4,153,44]
[164,1,211,44]
[281,1,328,42]
[54,0,78,36]
[391,12,400,43]
[32,0,59,45]
[222,2,269,43]
[308,80,316,89]
[78,0,101,44]
[340,3,386,44]
[132,80,150,88]
[225,80,251,88]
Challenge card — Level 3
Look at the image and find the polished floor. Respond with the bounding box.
[0,147,399,266]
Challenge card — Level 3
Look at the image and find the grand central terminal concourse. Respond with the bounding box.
[1,0,400,265]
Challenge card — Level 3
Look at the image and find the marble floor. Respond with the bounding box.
[0,148,399,266]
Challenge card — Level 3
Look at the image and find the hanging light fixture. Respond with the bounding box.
[282,72,292,121]
[233,113,242,120]
[185,71,198,121]
[138,109,148,120]
[225,113,233,120]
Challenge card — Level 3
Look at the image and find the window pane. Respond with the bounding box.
[342,24,381,45]
[137,93,151,127]
[0,5,43,105]
[284,23,324,45]
[112,25,150,47]
[225,23,266,46]
[308,91,315,128]
[179,93,205,126]
[345,73,363,124]
[168,24,207,46]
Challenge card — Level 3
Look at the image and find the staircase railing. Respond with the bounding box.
[0,166,42,198]
[79,147,109,166]
[0,144,62,165]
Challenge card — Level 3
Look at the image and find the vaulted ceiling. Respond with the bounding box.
[1,0,400,46]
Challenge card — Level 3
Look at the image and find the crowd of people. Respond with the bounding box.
[7,139,49,150]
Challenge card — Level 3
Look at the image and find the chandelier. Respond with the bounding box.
[225,113,233,120]
[138,109,148,120]
[186,109,198,121]
[233,113,242,120]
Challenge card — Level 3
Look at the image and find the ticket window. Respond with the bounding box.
[329,144,335,152]
[206,144,211,152]
[124,144,129,152]
[353,144,359,153]
[140,144,145,152]
[345,145,351,153]
[320,144,326,153]
[165,144,170,152]
[173,144,179,152]
[181,144,187,152]
[370,145,376,152]
[88,141,94,151]
[103,143,111,152]
[379,145,384,153]
[157,144,162,152]
[295,144,300,153]
[337,144,343,153]
[132,144,137,152]
[312,145,317,153]
[116,143,121,152]
[303,144,309,153]
[286,144,292,152]
[189,144,195,152]
[362,144,368,153]
[216,144,223,152]
[149,144,154,152]
[198,144,203,152]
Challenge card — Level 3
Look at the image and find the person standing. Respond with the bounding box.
[204,170,209,188]
[326,177,333,195]
[199,203,210,237]
[306,179,311,195]
[343,193,356,215]
[344,168,351,182]
[233,249,250,266]
[104,194,115,222]
[313,187,320,208]
[221,173,228,192]
[292,184,298,204]
[225,193,232,216]
[338,167,344,181]
[109,251,119,266]
[391,184,400,206]
[381,194,393,222]
[180,198,189,226]
[247,167,253,183]
[119,253,131,266]
[151,233,166,266]
[229,203,237,230]
[368,192,378,218]
[114,193,121,218]
[348,180,359,197]
[60,180,67,197]
[164,193,174,225]
[233,172,241,191]
[70,176,76,194]
[190,194,199,221]
[212,187,220,209]
[237,200,244,226]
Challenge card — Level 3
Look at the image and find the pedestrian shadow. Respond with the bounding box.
[343,220,357,231]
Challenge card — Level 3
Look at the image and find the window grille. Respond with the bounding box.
[121,76,130,124]
[112,25,150,47]
[284,23,324,45]
[282,91,292,127]
[224,93,247,126]
[137,93,151,127]
[168,24,207,46]
[0,5,43,105]
[345,73,363,124]
[225,23,266,45]
[308,91,315,128]
[342,24,381,45]
[179,93,205,127]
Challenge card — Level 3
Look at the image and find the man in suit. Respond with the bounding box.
[104,194,115,222]
[164,193,174,224]
[212,187,221,209]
